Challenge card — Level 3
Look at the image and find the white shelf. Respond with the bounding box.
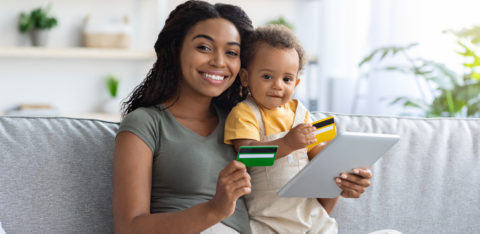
[0,47,156,60]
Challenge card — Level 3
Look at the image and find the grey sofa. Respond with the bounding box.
[1,113,479,234]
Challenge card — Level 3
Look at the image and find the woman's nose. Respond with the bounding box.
[209,51,225,67]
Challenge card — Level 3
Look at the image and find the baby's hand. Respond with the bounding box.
[283,123,316,151]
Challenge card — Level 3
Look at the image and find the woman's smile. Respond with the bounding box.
[202,72,225,81]
[179,18,241,98]
[200,71,229,84]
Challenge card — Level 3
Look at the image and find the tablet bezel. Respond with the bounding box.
[277,131,400,198]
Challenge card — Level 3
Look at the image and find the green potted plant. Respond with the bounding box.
[267,16,294,31]
[358,26,480,117]
[18,5,58,46]
[106,75,119,98]
[103,75,121,114]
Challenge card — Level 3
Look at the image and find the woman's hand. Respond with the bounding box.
[335,168,372,198]
[208,161,251,219]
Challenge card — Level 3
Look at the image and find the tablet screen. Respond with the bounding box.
[278,131,399,198]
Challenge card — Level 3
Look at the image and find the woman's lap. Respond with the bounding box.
[200,222,240,234]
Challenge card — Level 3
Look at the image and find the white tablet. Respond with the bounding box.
[277,131,400,198]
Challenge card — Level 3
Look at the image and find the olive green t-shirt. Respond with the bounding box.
[117,104,251,234]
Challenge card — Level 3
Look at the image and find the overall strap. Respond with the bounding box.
[292,100,307,127]
[244,96,266,138]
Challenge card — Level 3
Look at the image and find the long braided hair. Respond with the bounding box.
[122,0,253,116]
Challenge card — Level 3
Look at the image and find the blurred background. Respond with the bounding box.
[1,0,480,121]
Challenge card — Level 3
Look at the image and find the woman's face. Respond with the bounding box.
[178,18,241,100]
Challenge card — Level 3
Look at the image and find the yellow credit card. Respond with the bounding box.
[307,116,337,149]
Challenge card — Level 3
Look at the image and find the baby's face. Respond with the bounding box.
[243,45,300,109]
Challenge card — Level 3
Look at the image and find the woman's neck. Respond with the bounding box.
[164,93,215,119]
[163,92,218,137]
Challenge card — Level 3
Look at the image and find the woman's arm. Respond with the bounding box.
[113,132,251,234]
[232,123,316,158]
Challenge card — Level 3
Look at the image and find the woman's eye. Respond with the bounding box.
[262,75,272,80]
[226,50,239,56]
[197,45,211,52]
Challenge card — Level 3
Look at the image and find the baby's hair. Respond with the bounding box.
[241,24,305,73]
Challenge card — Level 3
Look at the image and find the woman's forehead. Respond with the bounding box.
[186,18,240,44]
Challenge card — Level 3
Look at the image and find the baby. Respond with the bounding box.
[224,25,338,233]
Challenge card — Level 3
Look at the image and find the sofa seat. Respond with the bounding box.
[1,114,479,233]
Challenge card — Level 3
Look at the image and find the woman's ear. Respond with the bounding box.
[239,68,249,87]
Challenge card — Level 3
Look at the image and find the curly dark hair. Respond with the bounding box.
[122,0,253,115]
[241,24,305,73]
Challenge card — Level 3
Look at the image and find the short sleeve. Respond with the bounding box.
[117,107,158,153]
[305,110,312,123]
[224,102,260,144]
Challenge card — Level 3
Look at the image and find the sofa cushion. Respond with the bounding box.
[1,113,479,234]
[311,112,480,234]
[0,116,118,234]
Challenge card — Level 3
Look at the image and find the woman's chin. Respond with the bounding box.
[205,89,229,98]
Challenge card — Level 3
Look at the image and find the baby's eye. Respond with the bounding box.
[262,74,272,80]
[283,77,293,82]
[197,45,212,52]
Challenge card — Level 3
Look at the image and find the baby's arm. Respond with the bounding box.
[307,140,331,160]
[306,141,339,213]
[232,123,316,159]
[313,143,340,214]
[318,197,339,214]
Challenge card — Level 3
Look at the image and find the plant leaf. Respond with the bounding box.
[359,48,381,67]
[358,43,418,67]
[471,72,480,81]
[19,6,58,31]
[389,97,431,112]
[106,75,119,97]
[421,59,461,88]
[466,99,480,116]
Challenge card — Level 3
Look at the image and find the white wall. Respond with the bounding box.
[0,0,161,115]
[165,0,297,28]
[0,0,159,48]
[0,0,303,115]
[0,58,152,113]
[316,0,480,116]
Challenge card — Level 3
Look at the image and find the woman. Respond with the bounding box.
[113,1,253,233]
[113,1,372,233]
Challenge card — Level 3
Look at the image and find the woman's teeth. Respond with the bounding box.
[204,73,224,81]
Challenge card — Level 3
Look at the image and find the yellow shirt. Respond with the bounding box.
[224,99,310,144]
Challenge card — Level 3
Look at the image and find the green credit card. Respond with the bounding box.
[236,145,278,167]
